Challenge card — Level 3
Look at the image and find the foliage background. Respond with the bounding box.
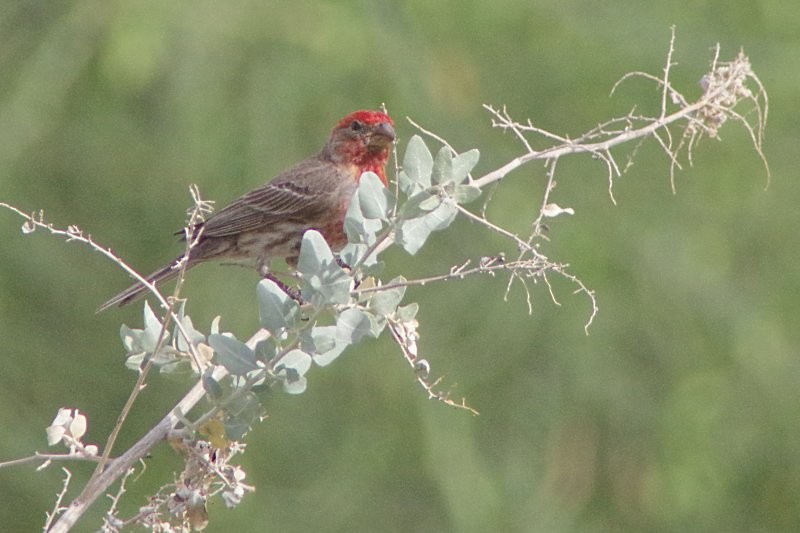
[1,1,798,531]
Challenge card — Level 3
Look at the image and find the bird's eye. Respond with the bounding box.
[350,120,364,132]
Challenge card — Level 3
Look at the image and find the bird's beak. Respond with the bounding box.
[368,122,396,149]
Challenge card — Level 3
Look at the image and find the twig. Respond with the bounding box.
[0,452,102,470]
[93,187,211,478]
[406,117,459,156]
[387,319,478,415]
[43,468,72,532]
[47,364,229,533]
[475,41,768,192]
[355,257,548,294]
[0,203,203,358]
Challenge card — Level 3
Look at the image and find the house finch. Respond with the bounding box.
[98,110,395,311]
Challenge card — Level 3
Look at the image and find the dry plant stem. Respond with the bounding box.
[0,194,210,481]
[44,469,72,532]
[104,466,135,528]
[355,254,598,334]
[355,257,539,294]
[0,204,203,355]
[91,325,167,478]
[387,321,478,415]
[477,52,767,193]
[48,364,230,533]
[0,453,102,469]
[0,196,215,531]
[478,92,712,189]
[406,117,460,156]
[93,190,209,478]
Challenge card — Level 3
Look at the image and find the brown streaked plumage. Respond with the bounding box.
[98,110,395,311]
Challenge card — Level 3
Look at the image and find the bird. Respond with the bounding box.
[97,109,395,312]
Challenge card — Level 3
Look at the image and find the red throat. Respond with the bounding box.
[354,152,391,185]
[336,110,394,186]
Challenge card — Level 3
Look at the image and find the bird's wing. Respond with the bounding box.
[196,158,342,238]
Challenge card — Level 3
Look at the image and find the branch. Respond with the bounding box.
[0,452,102,470]
[93,186,212,477]
[47,364,229,533]
[474,41,768,192]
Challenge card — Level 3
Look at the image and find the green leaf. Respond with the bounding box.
[339,243,375,270]
[432,147,453,185]
[302,267,351,306]
[257,278,299,333]
[301,326,347,367]
[367,312,387,337]
[451,184,482,204]
[174,313,204,353]
[120,324,145,354]
[395,302,419,321]
[302,325,336,353]
[297,230,335,275]
[282,376,307,395]
[336,308,374,345]
[143,300,161,331]
[396,215,432,255]
[418,193,443,211]
[210,316,222,335]
[368,277,407,316]
[275,349,312,394]
[399,135,433,194]
[276,349,312,377]
[344,173,393,246]
[223,391,262,439]
[298,231,351,305]
[208,334,259,376]
[313,345,346,367]
[142,301,168,350]
[344,191,384,245]
[396,201,457,255]
[358,172,393,220]
[202,372,223,400]
[397,190,438,220]
[425,201,458,231]
[451,149,480,185]
[120,303,179,360]
[255,339,276,364]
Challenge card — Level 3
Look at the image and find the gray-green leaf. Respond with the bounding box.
[396,201,458,255]
[336,308,374,345]
[358,171,393,220]
[142,301,168,350]
[399,135,433,194]
[344,191,384,245]
[298,230,335,275]
[208,334,259,376]
[275,349,312,394]
[257,278,299,333]
[451,184,482,204]
[301,325,347,367]
[368,277,407,316]
[451,149,480,185]
[174,313,204,353]
[432,147,453,185]
[202,372,224,400]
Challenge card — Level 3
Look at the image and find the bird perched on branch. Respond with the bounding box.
[98,109,395,311]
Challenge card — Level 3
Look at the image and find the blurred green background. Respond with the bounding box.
[1,1,798,531]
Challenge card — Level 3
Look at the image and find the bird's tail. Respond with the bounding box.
[96,257,189,313]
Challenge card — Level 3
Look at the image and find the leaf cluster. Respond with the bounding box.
[117,136,482,448]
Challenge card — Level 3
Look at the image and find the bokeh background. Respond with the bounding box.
[1,1,798,531]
